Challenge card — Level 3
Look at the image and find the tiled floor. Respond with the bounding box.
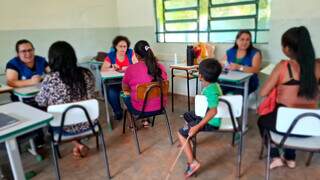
[7,95,320,180]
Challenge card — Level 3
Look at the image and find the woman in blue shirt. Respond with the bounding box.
[221,30,262,94]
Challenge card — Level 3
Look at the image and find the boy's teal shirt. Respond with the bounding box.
[202,82,223,127]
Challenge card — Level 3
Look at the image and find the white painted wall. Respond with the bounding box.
[267,0,320,62]
[0,0,118,30]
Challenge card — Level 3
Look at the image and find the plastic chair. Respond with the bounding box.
[47,99,111,180]
[193,95,244,177]
[259,107,320,180]
[122,80,174,154]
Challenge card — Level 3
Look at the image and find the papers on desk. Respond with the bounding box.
[170,63,198,70]
[13,84,41,96]
[219,71,252,82]
[0,113,19,130]
[100,70,124,79]
[260,63,276,75]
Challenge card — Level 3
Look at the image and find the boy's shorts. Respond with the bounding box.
[179,111,219,138]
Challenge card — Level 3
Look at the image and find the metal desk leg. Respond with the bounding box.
[102,79,112,131]
[186,70,190,112]
[242,79,249,132]
[5,138,25,180]
[196,77,199,95]
[171,68,174,112]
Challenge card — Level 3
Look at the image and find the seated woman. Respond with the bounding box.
[221,30,262,94]
[122,40,167,126]
[6,39,50,148]
[258,26,320,169]
[35,41,96,159]
[101,35,137,120]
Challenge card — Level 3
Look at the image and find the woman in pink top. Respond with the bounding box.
[122,40,167,126]
[258,26,320,169]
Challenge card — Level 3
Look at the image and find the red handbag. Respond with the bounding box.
[257,88,277,115]
[257,61,288,116]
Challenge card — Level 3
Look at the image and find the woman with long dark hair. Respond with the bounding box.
[221,30,262,94]
[258,26,320,169]
[122,40,167,127]
[35,41,96,159]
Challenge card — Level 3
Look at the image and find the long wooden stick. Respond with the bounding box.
[165,136,191,180]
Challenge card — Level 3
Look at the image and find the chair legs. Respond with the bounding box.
[231,132,236,147]
[98,125,111,179]
[306,152,314,166]
[122,110,127,134]
[51,141,61,180]
[237,132,243,178]
[151,116,156,127]
[129,114,141,154]
[55,145,62,159]
[96,134,100,150]
[164,110,174,145]
[265,137,271,180]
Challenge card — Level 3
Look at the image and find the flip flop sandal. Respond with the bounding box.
[79,145,89,157]
[72,147,82,160]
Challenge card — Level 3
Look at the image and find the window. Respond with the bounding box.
[154,0,270,43]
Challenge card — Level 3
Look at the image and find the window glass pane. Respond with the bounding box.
[199,33,208,42]
[199,0,208,31]
[209,32,238,42]
[165,33,198,42]
[165,10,198,20]
[165,0,198,10]
[155,0,164,32]
[155,0,271,43]
[166,22,197,31]
[256,31,268,43]
[211,0,255,5]
[210,4,256,17]
[158,33,165,42]
[258,0,271,29]
[210,31,256,42]
[210,19,255,30]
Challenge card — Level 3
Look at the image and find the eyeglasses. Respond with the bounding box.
[19,49,34,54]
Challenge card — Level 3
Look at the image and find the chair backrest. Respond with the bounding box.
[47,99,99,127]
[94,51,107,62]
[195,95,243,118]
[276,107,320,136]
[136,80,169,112]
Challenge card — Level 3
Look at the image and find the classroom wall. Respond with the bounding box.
[267,0,320,61]
[116,0,320,96]
[0,0,119,73]
[1,0,320,96]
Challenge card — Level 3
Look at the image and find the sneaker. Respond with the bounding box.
[269,158,284,170]
[184,160,200,178]
[284,160,296,169]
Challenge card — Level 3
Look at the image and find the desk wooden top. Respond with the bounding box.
[170,64,198,70]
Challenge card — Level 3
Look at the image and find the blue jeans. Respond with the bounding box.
[179,111,219,138]
[122,96,161,117]
[106,84,123,116]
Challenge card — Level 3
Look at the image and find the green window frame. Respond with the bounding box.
[154,0,270,43]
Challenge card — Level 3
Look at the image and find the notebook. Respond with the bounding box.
[0,113,19,130]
